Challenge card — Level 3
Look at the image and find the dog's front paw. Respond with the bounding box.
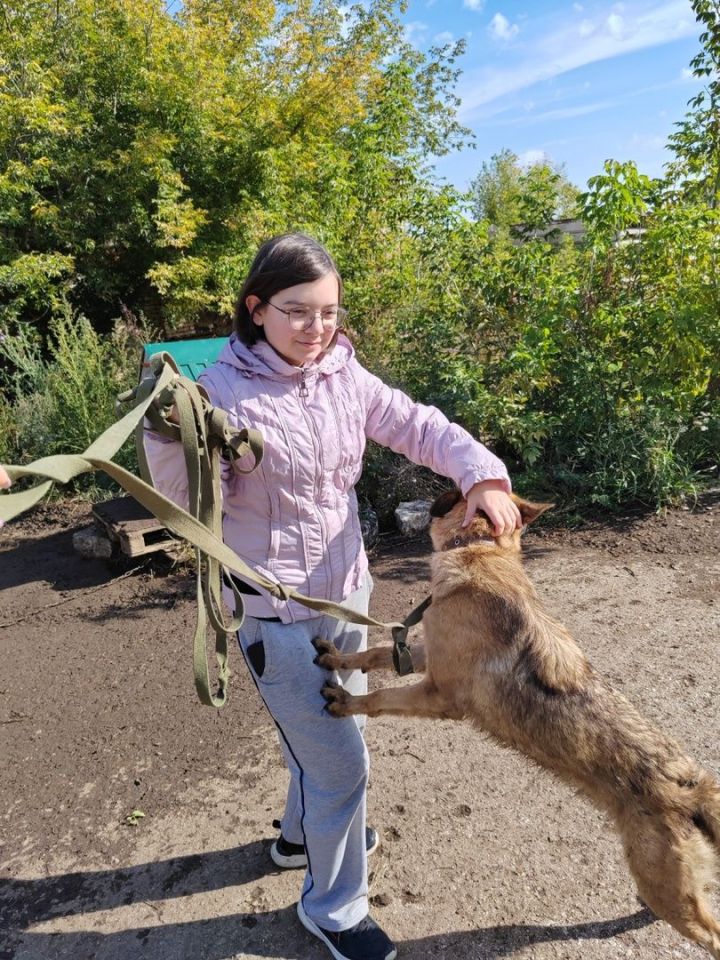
[321,681,352,717]
[312,636,343,670]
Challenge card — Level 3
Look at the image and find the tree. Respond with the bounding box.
[0,0,470,333]
[665,0,720,207]
[469,149,580,230]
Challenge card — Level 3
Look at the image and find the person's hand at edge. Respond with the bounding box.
[462,479,521,535]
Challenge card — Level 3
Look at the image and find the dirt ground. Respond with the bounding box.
[1,494,719,960]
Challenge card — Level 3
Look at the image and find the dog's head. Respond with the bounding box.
[429,489,553,553]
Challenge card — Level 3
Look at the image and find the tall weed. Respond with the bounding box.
[0,306,147,495]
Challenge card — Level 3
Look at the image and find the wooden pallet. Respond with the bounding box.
[92,496,181,558]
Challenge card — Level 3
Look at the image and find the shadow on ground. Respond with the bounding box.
[2,843,657,960]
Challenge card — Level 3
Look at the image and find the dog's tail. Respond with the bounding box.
[686,778,720,960]
[621,770,720,958]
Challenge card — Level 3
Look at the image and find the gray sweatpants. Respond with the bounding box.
[237,575,372,932]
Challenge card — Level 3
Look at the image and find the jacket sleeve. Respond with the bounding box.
[142,368,234,512]
[356,360,511,496]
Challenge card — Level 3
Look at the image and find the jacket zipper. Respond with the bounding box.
[299,367,309,397]
[326,385,348,576]
[297,365,333,597]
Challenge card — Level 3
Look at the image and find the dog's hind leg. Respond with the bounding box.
[313,638,427,674]
[622,812,720,958]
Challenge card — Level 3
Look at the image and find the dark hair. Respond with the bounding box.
[233,233,344,345]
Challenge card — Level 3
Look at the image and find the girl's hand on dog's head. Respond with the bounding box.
[0,466,11,489]
[463,480,522,535]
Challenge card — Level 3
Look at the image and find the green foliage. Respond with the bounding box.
[0,307,146,492]
[665,0,720,207]
[581,160,658,245]
[0,0,467,334]
[0,250,76,329]
[470,148,580,231]
[0,0,717,516]
[374,148,719,512]
[124,809,145,827]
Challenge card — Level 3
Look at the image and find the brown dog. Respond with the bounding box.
[316,490,720,957]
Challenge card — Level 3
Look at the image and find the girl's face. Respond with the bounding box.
[246,273,340,367]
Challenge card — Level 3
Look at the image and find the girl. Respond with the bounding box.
[144,233,520,960]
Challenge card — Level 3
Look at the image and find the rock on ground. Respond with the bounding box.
[394,499,431,536]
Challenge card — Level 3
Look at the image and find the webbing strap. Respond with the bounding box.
[0,356,429,703]
[392,595,432,675]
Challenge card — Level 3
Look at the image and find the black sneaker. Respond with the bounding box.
[270,820,380,869]
[297,900,397,960]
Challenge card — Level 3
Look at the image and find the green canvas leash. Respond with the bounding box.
[0,354,427,703]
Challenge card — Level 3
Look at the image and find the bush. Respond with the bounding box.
[0,306,147,495]
[357,162,720,512]
[1,1,717,517]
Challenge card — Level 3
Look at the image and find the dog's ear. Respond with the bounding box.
[430,489,463,518]
[512,495,554,525]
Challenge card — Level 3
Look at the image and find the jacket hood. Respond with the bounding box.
[217,332,355,381]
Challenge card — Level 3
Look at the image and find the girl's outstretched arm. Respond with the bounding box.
[356,361,513,512]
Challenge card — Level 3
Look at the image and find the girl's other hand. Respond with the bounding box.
[462,479,521,535]
[0,466,11,489]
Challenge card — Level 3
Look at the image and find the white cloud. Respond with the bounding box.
[488,12,519,42]
[629,132,665,149]
[518,148,548,166]
[433,30,455,44]
[463,0,484,10]
[404,20,429,46]
[492,98,619,126]
[525,100,616,122]
[458,1,700,118]
[607,12,625,38]
[573,2,584,10]
[472,74,698,129]
[680,66,695,80]
[579,19,596,37]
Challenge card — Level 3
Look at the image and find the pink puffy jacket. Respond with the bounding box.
[144,333,510,622]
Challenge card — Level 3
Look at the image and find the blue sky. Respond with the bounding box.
[397,0,705,191]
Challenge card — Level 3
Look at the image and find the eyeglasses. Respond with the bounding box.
[260,299,347,331]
